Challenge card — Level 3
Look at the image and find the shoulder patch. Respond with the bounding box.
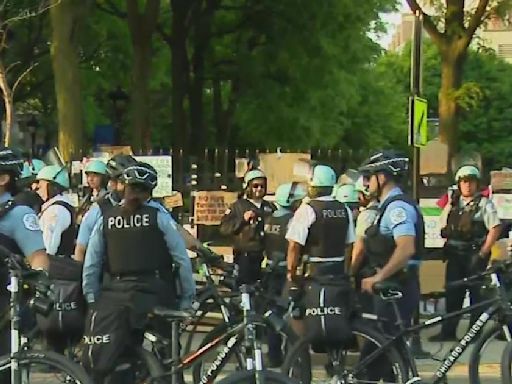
[389,207,407,225]
[22,213,41,231]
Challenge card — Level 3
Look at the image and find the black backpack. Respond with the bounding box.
[301,275,355,352]
[36,256,85,341]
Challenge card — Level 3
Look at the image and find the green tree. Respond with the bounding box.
[405,0,512,164]
[50,0,90,161]
[377,39,512,171]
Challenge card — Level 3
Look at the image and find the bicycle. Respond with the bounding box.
[181,249,238,355]
[0,245,93,384]
[141,284,298,384]
[282,260,512,384]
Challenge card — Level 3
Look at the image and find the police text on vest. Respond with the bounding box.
[108,214,150,229]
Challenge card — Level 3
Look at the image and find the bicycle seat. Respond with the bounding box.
[373,281,403,299]
[151,307,192,321]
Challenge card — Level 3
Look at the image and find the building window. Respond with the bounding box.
[497,44,512,58]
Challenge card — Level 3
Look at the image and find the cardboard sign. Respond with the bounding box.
[194,191,238,225]
[491,171,512,191]
[258,153,311,193]
[235,158,249,178]
[97,145,133,156]
[420,139,448,175]
[163,192,184,209]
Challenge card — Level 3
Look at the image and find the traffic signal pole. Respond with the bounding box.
[409,10,431,359]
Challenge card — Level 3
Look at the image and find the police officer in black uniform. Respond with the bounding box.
[82,162,195,381]
[220,169,275,284]
[430,165,501,341]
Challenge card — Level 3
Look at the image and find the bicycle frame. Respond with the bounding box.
[357,271,512,384]
[8,271,22,383]
[146,285,275,384]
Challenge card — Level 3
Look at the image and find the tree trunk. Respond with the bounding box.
[0,61,14,147]
[50,0,84,161]
[189,0,218,155]
[170,0,191,153]
[438,47,465,166]
[127,0,160,152]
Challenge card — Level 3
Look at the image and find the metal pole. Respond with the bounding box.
[410,10,422,202]
[409,10,430,359]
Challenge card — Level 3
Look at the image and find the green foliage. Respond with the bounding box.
[231,0,404,150]
[376,39,512,170]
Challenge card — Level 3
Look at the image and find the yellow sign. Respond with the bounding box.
[413,96,428,147]
[194,191,238,225]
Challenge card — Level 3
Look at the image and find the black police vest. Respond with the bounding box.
[364,194,425,270]
[103,205,171,275]
[97,195,116,216]
[43,200,77,256]
[442,194,487,243]
[264,212,293,262]
[304,199,349,258]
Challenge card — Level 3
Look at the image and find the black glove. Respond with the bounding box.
[470,252,489,274]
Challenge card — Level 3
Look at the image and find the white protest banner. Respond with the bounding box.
[135,156,173,197]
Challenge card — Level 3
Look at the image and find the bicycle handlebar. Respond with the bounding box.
[445,260,512,290]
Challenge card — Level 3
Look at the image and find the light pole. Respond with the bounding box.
[108,86,129,145]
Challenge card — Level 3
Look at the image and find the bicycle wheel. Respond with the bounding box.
[469,322,510,384]
[192,319,297,383]
[501,340,512,384]
[217,370,299,384]
[0,350,93,383]
[282,321,408,384]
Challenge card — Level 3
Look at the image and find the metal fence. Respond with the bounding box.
[144,147,369,193]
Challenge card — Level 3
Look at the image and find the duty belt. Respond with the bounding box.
[306,256,344,263]
[111,269,170,280]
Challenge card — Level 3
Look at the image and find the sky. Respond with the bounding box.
[378,0,410,48]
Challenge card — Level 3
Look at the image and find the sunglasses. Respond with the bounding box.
[251,183,266,189]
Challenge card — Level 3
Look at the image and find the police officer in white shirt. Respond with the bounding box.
[286,165,355,280]
[35,165,76,257]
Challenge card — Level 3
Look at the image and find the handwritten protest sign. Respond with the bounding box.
[194,191,238,225]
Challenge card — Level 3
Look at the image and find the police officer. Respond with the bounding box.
[0,147,49,358]
[77,160,108,224]
[220,169,275,284]
[35,165,76,257]
[357,150,423,382]
[286,165,355,280]
[334,183,360,221]
[357,151,422,323]
[430,165,501,341]
[350,175,379,275]
[350,176,379,313]
[82,161,195,309]
[75,154,207,262]
[74,154,138,262]
[264,182,306,367]
[18,158,46,191]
